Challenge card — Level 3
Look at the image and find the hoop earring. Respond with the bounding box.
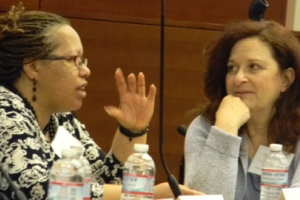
[32,78,37,102]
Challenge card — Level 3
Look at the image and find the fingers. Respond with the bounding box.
[137,72,145,96]
[179,184,205,196]
[115,68,127,96]
[147,84,156,102]
[104,105,122,119]
[192,191,205,195]
[127,73,137,94]
[115,68,149,97]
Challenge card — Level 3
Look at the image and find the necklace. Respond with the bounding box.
[5,85,57,141]
[43,115,57,140]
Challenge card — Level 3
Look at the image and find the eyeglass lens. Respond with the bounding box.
[76,57,88,68]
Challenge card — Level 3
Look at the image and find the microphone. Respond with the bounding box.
[0,165,27,200]
[177,125,187,185]
[248,0,269,21]
[158,0,183,198]
[177,125,187,137]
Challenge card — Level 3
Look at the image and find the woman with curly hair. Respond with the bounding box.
[184,20,300,200]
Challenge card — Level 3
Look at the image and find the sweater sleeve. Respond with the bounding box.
[184,116,242,200]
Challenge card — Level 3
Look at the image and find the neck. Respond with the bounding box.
[246,106,276,138]
[246,109,274,159]
[13,77,51,131]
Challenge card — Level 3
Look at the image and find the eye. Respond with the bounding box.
[249,63,261,70]
[227,65,237,73]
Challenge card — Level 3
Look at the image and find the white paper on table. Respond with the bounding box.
[248,145,294,176]
[177,195,224,200]
[51,126,82,158]
[278,188,300,200]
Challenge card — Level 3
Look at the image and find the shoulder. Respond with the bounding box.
[190,115,212,126]
[187,116,212,135]
[0,86,27,112]
[185,116,213,147]
[0,86,38,132]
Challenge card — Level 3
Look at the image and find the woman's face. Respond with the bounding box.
[35,25,91,113]
[225,37,290,113]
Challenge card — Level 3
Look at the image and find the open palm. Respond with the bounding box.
[104,68,156,132]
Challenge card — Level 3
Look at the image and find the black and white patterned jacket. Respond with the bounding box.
[0,86,123,200]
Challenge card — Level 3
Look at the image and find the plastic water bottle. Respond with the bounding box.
[121,144,155,200]
[48,148,84,200]
[70,145,92,200]
[260,144,289,200]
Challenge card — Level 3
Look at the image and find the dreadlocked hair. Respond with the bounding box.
[0,2,70,86]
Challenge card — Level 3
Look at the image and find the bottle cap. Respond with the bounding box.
[134,144,149,152]
[61,148,77,158]
[270,144,282,151]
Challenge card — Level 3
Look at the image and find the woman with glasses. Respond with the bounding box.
[0,3,202,200]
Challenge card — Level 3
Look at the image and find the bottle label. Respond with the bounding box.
[122,174,155,196]
[83,178,91,200]
[48,181,84,200]
[261,168,288,199]
[261,168,288,188]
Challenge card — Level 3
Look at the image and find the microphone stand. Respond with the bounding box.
[159,0,183,198]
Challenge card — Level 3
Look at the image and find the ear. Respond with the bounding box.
[23,61,38,80]
[280,67,295,92]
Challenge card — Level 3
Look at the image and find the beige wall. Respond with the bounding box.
[286,0,300,31]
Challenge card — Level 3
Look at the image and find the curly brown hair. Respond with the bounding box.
[201,20,300,153]
[0,3,70,85]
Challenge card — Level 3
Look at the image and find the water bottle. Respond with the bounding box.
[260,144,289,200]
[121,144,155,200]
[70,145,92,200]
[48,148,84,200]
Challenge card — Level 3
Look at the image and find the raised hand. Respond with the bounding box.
[104,68,156,132]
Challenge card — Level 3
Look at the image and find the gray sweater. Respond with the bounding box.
[184,116,300,200]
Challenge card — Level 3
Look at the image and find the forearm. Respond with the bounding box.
[111,128,147,163]
[102,184,122,200]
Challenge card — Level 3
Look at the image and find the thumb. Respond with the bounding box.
[104,106,122,119]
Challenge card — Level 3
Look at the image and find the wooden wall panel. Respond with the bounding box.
[39,0,287,27]
[70,18,222,184]
[0,0,39,11]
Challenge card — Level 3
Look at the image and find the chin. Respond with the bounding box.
[63,102,83,113]
[72,103,83,111]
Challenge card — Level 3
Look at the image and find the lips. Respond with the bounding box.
[78,82,88,90]
[76,82,88,99]
[234,91,252,97]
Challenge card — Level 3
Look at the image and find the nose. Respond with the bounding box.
[79,64,91,78]
[234,69,248,85]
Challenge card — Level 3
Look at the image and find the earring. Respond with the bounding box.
[32,78,37,102]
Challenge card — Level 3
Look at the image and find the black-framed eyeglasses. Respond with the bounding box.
[40,55,88,69]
